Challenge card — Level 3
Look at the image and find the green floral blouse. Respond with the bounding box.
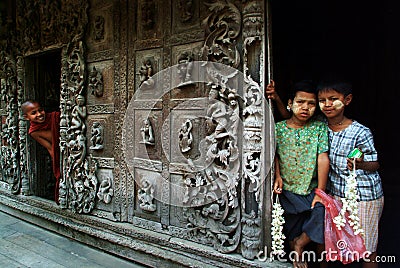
[275,119,329,195]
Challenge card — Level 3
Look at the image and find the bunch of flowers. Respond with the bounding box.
[271,195,286,257]
[333,159,364,235]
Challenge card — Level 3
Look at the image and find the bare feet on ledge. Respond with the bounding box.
[292,235,309,268]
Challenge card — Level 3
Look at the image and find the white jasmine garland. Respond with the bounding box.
[333,159,364,235]
[271,195,286,257]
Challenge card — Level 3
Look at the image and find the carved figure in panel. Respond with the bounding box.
[97,176,114,204]
[227,92,240,135]
[138,58,154,90]
[69,158,98,214]
[70,94,87,134]
[140,118,155,145]
[177,52,194,86]
[68,133,86,171]
[89,66,104,97]
[178,0,194,22]
[90,121,104,150]
[206,86,228,137]
[178,119,193,153]
[93,15,105,41]
[138,177,156,212]
[140,0,155,30]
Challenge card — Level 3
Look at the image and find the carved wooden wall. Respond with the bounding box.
[0,0,275,262]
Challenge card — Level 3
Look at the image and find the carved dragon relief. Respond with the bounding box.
[201,0,241,68]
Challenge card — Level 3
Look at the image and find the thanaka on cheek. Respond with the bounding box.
[332,100,344,110]
[291,103,301,114]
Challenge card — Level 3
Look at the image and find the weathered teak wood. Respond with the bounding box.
[0,1,283,266]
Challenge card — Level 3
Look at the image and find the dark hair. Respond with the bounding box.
[288,80,317,100]
[316,73,353,96]
[21,100,41,115]
[317,80,353,96]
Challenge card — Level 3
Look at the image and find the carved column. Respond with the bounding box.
[240,0,273,259]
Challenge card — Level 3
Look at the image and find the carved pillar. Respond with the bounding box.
[0,51,20,195]
[59,41,98,213]
[240,0,273,259]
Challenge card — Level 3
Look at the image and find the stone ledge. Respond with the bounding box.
[0,190,290,268]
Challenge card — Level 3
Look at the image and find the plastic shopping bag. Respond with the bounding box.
[315,188,367,264]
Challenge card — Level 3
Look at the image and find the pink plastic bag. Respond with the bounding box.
[315,188,367,264]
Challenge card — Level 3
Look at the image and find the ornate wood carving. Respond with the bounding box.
[90,121,104,150]
[0,51,20,194]
[59,41,99,214]
[240,0,271,260]
[93,15,105,41]
[89,66,104,97]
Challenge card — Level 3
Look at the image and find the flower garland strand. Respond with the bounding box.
[271,194,286,257]
[333,158,364,235]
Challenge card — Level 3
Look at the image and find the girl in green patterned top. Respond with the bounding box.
[273,80,330,268]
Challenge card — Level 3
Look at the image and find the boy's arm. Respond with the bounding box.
[265,80,291,119]
[347,158,380,172]
[317,152,329,191]
[312,151,330,208]
[30,131,53,158]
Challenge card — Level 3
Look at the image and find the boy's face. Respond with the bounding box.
[23,102,46,123]
[318,89,352,118]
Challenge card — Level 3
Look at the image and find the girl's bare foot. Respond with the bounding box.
[292,234,309,268]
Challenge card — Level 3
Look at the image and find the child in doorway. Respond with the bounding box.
[273,80,330,268]
[21,100,61,204]
[317,80,384,268]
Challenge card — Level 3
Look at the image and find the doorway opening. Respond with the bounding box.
[25,49,61,201]
[270,0,400,260]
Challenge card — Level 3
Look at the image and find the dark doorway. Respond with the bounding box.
[26,49,61,201]
[270,0,400,265]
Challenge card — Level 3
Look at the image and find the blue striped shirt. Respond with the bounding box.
[327,121,384,201]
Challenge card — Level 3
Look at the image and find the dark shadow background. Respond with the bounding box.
[270,1,400,267]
